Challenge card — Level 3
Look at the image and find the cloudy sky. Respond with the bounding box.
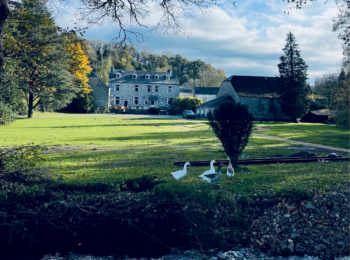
[55,0,343,84]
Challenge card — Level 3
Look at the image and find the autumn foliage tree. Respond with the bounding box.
[1,0,92,118]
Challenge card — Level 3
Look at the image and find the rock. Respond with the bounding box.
[287,242,294,252]
[295,245,306,254]
[275,227,281,233]
[337,242,345,247]
[252,232,257,236]
[284,214,291,218]
[236,194,242,201]
[306,203,317,210]
[290,233,298,239]
[322,238,331,245]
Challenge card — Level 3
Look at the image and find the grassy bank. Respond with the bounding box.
[0,115,349,258]
[0,116,348,201]
[255,121,350,149]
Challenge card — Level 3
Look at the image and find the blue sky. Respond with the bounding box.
[55,0,343,84]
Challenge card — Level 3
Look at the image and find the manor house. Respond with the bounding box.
[108,68,180,109]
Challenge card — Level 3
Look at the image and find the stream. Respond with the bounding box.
[40,248,350,260]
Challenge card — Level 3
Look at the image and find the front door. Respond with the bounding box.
[124,101,128,107]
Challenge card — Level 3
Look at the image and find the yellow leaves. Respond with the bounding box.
[64,42,93,93]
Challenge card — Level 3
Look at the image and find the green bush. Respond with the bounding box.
[173,97,203,111]
[0,103,17,125]
[60,92,94,113]
[167,108,178,115]
[148,107,160,115]
[335,110,350,129]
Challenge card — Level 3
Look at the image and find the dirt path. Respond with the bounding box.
[253,133,350,153]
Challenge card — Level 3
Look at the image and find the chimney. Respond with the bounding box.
[172,70,177,79]
[110,66,114,78]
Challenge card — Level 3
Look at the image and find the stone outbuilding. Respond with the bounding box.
[197,75,291,120]
[193,86,220,103]
[179,83,193,97]
[108,68,180,109]
[88,71,111,110]
[197,75,331,121]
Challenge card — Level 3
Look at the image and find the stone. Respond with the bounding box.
[252,232,257,236]
[290,233,298,239]
[284,214,291,218]
[337,242,345,247]
[275,227,281,233]
[306,203,317,210]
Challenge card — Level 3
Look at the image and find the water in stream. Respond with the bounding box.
[40,248,350,260]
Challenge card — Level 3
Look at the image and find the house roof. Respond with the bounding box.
[310,109,336,116]
[180,82,192,89]
[109,69,179,85]
[194,86,220,95]
[225,75,280,98]
[88,71,109,89]
[197,95,234,109]
[309,91,328,100]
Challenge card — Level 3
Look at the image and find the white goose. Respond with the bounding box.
[227,156,234,177]
[200,163,224,184]
[199,160,216,179]
[171,162,191,181]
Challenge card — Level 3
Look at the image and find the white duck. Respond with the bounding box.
[198,160,216,179]
[227,156,234,177]
[171,162,191,181]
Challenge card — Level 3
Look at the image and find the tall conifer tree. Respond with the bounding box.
[278,32,310,122]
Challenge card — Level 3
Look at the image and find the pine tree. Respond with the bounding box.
[278,32,310,122]
[208,101,253,168]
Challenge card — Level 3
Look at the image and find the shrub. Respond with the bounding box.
[148,107,160,115]
[335,110,349,128]
[173,97,203,111]
[94,107,110,114]
[208,100,253,168]
[0,103,17,125]
[61,92,94,113]
[167,108,178,115]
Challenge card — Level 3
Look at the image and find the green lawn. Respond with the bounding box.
[0,116,349,202]
[255,121,350,149]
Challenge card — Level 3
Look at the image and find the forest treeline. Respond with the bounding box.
[86,40,227,87]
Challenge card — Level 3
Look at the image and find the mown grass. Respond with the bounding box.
[0,116,349,203]
[255,121,350,149]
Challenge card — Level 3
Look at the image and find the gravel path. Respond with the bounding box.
[253,133,350,154]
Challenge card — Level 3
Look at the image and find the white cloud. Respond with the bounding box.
[54,0,344,83]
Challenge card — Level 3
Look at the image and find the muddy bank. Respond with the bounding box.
[0,181,349,260]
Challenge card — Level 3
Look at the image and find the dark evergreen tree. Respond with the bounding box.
[278,32,310,122]
[208,100,253,168]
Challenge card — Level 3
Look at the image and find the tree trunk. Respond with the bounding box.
[0,0,9,79]
[28,92,34,118]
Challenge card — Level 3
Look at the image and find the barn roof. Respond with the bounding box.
[194,86,220,95]
[224,75,281,98]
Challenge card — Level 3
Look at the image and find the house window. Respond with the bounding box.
[144,101,148,105]
[166,75,170,80]
[133,97,139,105]
[151,100,155,105]
[132,74,137,79]
[167,98,173,105]
[167,86,172,93]
[115,85,121,91]
[115,97,120,105]
[147,86,151,92]
[155,86,159,92]
[116,74,120,78]
[134,85,139,92]
[155,75,159,79]
[158,101,162,105]
[145,74,150,79]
